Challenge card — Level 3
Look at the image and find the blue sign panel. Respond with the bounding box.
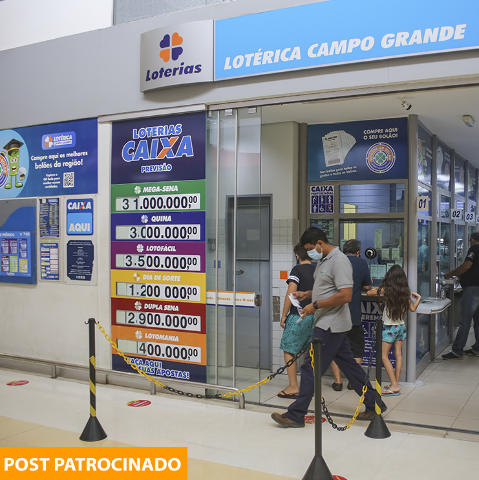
[67,240,94,281]
[215,0,479,80]
[111,112,205,185]
[0,118,98,198]
[308,117,408,182]
[67,198,94,235]
[310,185,334,214]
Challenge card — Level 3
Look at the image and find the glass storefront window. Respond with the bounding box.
[418,220,431,299]
[436,141,451,191]
[339,183,405,213]
[456,224,465,267]
[310,218,334,243]
[439,195,450,220]
[455,155,466,197]
[418,124,433,185]
[339,219,405,286]
[468,165,477,201]
[438,223,451,274]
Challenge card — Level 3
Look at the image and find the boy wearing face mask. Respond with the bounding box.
[271,227,386,428]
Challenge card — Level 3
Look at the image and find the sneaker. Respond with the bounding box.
[465,349,479,357]
[357,404,387,421]
[442,351,463,360]
[271,412,305,428]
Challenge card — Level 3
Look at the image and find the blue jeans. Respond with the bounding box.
[452,286,479,356]
[285,327,382,424]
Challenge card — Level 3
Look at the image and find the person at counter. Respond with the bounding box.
[330,239,372,391]
[442,232,479,360]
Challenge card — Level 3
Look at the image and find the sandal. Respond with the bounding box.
[382,389,401,396]
[277,390,299,399]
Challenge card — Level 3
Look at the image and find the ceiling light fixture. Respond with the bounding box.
[463,115,475,127]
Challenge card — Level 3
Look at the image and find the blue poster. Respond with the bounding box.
[66,198,94,235]
[67,240,94,281]
[0,118,98,198]
[111,112,206,185]
[308,117,408,182]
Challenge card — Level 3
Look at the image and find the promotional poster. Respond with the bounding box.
[308,118,408,182]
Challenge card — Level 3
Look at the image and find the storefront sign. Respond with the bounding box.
[140,21,214,92]
[111,113,205,184]
[111,114,207,383]
[308,118,408,182]
[0,119,97,198]
[215,0,479,80]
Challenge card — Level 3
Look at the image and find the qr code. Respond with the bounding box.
[63,172,74,188]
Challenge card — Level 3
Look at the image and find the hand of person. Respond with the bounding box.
[444,272,452,280]
[293,291,307,301]
[411,292,421,300]
[300,303,316,318]
[280,315,287,329]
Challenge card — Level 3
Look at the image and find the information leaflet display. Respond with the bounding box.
[40,242,59,280]
[39,198,59,237]
[111,113,207,383]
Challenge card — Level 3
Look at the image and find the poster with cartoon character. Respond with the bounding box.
[0,118,97,199]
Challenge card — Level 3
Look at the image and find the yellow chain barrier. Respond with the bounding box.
[310,343,366,430]
[97,322,365,427]
[96,320,272,398]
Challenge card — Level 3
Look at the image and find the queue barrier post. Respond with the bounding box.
[80,318,108,442]
[364,318,391,439]
[303,338,335,480]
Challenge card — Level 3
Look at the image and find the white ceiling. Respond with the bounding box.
[262,85,479,167]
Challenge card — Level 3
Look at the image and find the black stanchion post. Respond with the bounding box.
[364,318,391,439]
[303,338,334,480]
[80,318,107,442]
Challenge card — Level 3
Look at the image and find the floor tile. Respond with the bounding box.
[393,392,466,416]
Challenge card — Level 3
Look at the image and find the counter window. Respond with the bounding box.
[339,219,405,286]
[339,184,405,214]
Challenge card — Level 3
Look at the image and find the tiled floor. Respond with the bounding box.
[1,335,479,480]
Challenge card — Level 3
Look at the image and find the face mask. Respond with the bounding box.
[308,248,323,261]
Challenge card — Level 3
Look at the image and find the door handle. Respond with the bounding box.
[254,294,262,307]
[236,270,244,275]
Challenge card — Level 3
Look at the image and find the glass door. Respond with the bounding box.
[205,107,266,403]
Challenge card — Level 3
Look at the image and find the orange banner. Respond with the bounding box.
[1,448,187,479]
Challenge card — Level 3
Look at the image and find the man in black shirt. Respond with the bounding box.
[442,232,479,359]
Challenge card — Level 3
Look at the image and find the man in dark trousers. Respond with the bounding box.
[442,232,479,359]
[271,227,386,428]
[330,239,372,390]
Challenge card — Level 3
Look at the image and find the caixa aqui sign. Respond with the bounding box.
[140,20,213,92]
[67,198,93,235]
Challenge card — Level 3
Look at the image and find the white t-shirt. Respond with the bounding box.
[382,307,405,326]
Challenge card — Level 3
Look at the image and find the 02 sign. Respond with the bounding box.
[451,209,463,221]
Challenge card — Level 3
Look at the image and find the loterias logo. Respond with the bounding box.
[145,30,201,83]
[42,131,76,150]
[140,20,213,92]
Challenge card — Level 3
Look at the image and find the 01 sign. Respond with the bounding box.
[416,195,429,212]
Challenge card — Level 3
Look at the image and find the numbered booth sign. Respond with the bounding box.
[465,212,476,223]
[451,209,463,221]
[417,195,429,212]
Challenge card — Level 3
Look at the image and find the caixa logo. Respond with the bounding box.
[122,123,194,162]
[145,31,202,83]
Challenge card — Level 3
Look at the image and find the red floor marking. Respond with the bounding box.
[127,400,152,407]
[6,380,29,386]
[304,415,326,424]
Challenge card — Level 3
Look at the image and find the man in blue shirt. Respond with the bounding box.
[331,239,372,390]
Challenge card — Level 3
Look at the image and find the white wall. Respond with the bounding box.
[0,0,113,51]
[261,122,300,371]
